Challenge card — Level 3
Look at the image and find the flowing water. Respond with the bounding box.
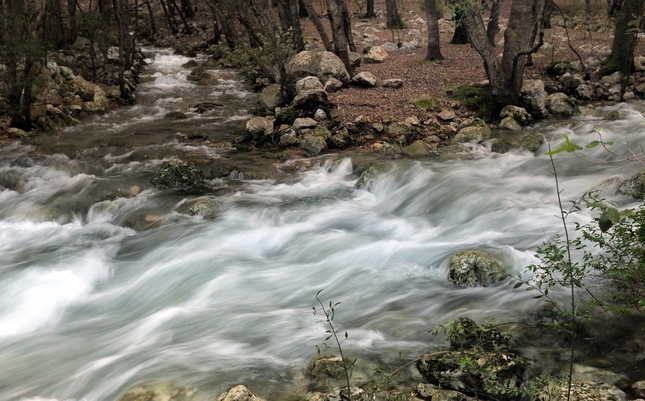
[1,49,644,401]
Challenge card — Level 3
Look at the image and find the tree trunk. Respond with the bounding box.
[604,0,645,77]
[608,0,624,15]
[450,10,468,43]
[385,0,404,28]
[298,0,308,16]
[326,0,351,75]
[180,0,194,18]
[447,0,545,109]
[365,0,376,17]
[67,0,77,44]
[543,0,554,27]
[302,0,333,50]
[425,0,443,60]
[46,0,65,47]
[288,0,305,51]
[487,0,502,45]
[340,0,356,52]
[159,0,178,33]
[146,0,157,35]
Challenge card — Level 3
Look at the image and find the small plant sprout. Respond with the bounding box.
[313,289,356,401]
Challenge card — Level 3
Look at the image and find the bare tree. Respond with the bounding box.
[365,0,376,18]
[446,0,545,109]
[385,0,404,28]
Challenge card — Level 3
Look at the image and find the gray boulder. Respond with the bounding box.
[447,249,506,287]
[293,117,318,130]
[217,385,266,401]
[324,77,344,93]
[186,198,219,219]
[520,79,549,119]
[576,83,595,100]
[296,76,324,95]
[355,164,391,189]
[151,160,204,189]
[292,89,332,115]
[352,71,378,87]
[619,169,645,198]
[364,46,389,63]
[385,122,412,138]
[402,140,430,157]
[279,131,300,147]
[499,105,532,125]
[546,92,579,118]
[246,117,274,140]
[286,50,350,85]
[301,134,328,156]
[499,117,522,131]
[453,124,492,144]
[521,133,544,153]
[258,83,284,111]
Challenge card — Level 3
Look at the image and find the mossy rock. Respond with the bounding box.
[546,60,573,76]
[410,95,440,111]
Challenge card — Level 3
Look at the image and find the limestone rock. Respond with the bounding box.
[499,105,532,125]
[217,385,266,401]
[377,142,401,154]
[151,159,204,189]
[292,89,332,115]
[301,134,327,156]
[115,382,196,401]
[381,79,404,88]
[314,125,332,140]
[187,198,219,219]
[7,127,29,138]
[520,79,549,119]
[314,109,328,121]
[296,76,324,95]
[446,317,510,351]
[279,132,300,147]
[352,71,378,87]
[355,164,392,189]
[364,46,389,63]
[385,122,412,137]
[328,129,352,149]
[546,92,579,118]
[538,380,627,401]
[499,117,522,131]
[293,117,318,130]
[447,249,506,287]
[259,83,284,111]
[416,383,475,401]
[246,117,274,140]
[324,78,344,93]
[453,124,492,144]
[286,50,351,85]
[576,84,595,100]
[619,169,645,198]
[437,109,457,122]
[402,140,430,157]
[632,381,645,398]
[309,355,344,380]
[521,133,544,153]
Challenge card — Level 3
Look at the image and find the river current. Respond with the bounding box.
[1,49,644,401]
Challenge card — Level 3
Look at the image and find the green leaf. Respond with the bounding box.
[513,282,522,289]
[599,211,614,232]
[606,207,621,223]
[585,140,600,148]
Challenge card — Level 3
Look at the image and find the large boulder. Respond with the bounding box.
[292,89,333,116]
[351,71,378,87]
[301,134,327,156]
[150,159,205,189]
[417,350,525,400]
[217,385,266,401]
[521,133,544,153]
[286,50,350,85]
[520,79,549,119]
[619,169,645,198]
[402,140,430,157]
[296,76,324,95]
[453,124,492,144]
[246,116,274,141]
[447,249,506,287]
[258,83,284,111]
[546,92,579,118]
[499,105,532,125]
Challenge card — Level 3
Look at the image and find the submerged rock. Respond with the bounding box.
[355,164,392,189]
[116,382,196,401]
[619,169,645,198]
[446,317,510,351]
[151,159,204,189]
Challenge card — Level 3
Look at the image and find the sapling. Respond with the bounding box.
[313,290,356,401]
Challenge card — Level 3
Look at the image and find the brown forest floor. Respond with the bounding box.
[158,0,631,126]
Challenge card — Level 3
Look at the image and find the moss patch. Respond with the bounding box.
[409,95,440,111]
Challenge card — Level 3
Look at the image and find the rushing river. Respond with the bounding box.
[1,49,644,401]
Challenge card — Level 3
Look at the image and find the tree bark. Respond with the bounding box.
[326,0,351,75]
[487,0,502,45]
[340,0,356,52]
[425,0,443,60]
[288,0,305,51]
[365,0,376,17]
[385,0,404,28]
[447,0,545,108]
[605,0,645,77]
[450,10,468,44]
[301,0,333,51]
